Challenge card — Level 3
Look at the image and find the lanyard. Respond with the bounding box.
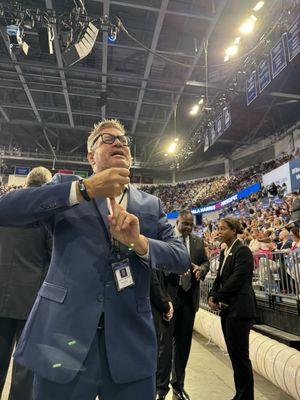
[110,189,127,257]
[219,239,238,275]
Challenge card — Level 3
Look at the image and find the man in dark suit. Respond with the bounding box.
[0,119,190,400]
[0,167,52,400]
[156,210,209,400]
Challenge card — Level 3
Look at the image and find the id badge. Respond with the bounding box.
[111,258,135,292]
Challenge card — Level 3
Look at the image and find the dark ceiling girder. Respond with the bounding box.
[46,0,75,128]
[0,29,42,124]
[145,0,229,164]
[101,0,109,119]
[94,0,214,21]
[0,119,162,137]
[131,0,169,134]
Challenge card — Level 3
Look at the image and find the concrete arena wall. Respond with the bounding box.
[194,309,300,400]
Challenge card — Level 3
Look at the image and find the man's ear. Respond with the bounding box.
[87,151,95,166]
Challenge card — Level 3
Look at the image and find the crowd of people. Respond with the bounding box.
[141,152,298,213]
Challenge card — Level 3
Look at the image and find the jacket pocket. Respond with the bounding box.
[137,297,151,313]
[38,282,67,303]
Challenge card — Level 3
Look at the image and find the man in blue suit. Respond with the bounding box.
[0,119,190,400]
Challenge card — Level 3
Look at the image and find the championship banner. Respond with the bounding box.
[223,105,231,131]
[287,15,300,62]
[271,36,287,79]
[14,166,30,176]
[216,113,223,138]
[245,70,257,106]
[204,131,210,152]
[257,56,271,93]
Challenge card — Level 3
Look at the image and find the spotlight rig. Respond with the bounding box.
[0,0,121,66]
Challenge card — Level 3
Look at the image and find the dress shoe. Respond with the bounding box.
[172,387,190,400]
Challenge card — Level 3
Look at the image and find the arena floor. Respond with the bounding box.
[3,332,293,400]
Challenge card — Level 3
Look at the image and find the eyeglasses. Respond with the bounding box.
[91,133,132,149]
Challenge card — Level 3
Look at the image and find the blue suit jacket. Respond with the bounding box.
[0,174,190,384]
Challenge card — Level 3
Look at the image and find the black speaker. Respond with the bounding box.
[62,22,99,67]
[38,26,54,54]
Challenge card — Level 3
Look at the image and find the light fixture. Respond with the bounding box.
[189,104,200,116]
[108,25,118,43]
[198,98,204,105]
[225,45,238,57]
[253,1,264,11]
[240,15,257,34]
[174,138,179,142]
[6,24,29,55]
[233,37,241,45]
[164,153,168,157]
[167,142,177,154]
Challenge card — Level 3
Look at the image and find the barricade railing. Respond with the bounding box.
[200,249,300,314]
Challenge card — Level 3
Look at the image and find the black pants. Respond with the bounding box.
[156,289,195,396]
[221,317,254,400]
[0,317,33,400]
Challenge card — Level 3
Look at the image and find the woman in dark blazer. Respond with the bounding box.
[208,217,256,400]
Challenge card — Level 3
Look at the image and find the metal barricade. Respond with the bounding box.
[252,250,300,307]
[200,250,300,313]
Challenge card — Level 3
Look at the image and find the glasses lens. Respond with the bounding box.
[101,134,131,146]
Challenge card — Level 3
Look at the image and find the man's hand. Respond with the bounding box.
[77,168,130,201]
[163,301,174,322]
[191,263,206,281]
[208,296,219,311]
[108,198,148,255]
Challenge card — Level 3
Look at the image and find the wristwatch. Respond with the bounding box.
[77,179,91,201]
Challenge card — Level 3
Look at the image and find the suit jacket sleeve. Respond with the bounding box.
[211,246,253,303]
[150,270,171,314]
[208,251,223,297]
[0,180,73,227]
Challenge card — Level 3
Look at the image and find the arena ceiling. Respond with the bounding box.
[0,0,299,172]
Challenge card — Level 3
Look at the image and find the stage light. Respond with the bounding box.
[253,1,264,11]
[167,142,177,154]
[108,25,118,43]
[240,16,257,34]
[225,45,238,57]
[6,24,29,55]
[189,104,200,116]
[234,37,241,45]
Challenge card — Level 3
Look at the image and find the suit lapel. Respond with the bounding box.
[126,185,140,216]
[221,240,240,277]
[93,197,110,236]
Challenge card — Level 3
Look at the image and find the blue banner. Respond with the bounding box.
[271,36,287,79]
[246,71,258,105]
[287,15,300,62]
[257,56,271,93]
[223,106,231,131]
[289,157,300,191]
[14,166,30,176]
[216,113,223,138]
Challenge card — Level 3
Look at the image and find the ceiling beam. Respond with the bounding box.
[0,106,9,122]
[0,103,166,123]
[0,28,42,124]
[94,0,213,20]
[0,118,162,137]
[43,128,57,160]
[101,0,109,119]
[146,0,229,164]
[46,0,75,128]
[131,0,169,134]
